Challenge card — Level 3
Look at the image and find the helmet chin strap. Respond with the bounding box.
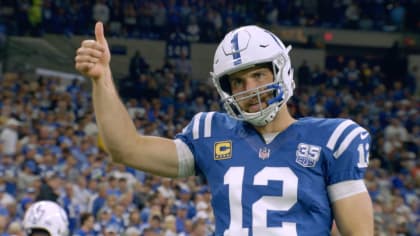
[245,103,279,126]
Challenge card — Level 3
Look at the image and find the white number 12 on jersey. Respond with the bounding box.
[224,167,298,236]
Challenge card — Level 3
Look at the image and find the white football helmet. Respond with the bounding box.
[211,25,295,126]
[23,201,69,236]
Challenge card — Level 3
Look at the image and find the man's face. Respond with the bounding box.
[85,215,95,229]
[228,66,274,113]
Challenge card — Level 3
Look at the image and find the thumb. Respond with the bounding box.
[95,22,107,46]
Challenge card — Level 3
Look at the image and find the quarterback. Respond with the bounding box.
[75,22,373,235]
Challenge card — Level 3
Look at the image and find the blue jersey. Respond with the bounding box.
[176,112,370,236]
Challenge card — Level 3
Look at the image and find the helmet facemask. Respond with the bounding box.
[213,49,294,126]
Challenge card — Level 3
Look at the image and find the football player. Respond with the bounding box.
[75,22,373,235]
[23,200,69,236]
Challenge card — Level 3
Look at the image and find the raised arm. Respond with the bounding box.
[74,22,179,178]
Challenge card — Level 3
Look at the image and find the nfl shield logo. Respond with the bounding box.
[259,147,271,160]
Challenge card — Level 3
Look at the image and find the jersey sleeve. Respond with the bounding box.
[175,112,217,178]
[324,119,371,186]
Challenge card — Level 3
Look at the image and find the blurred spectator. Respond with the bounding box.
[123,2,137,37]
[343,59,361,91]
[0,155,18,195]
[108,0,123,37]
[5,200,18,222]
[151,1,167,39]
[344,1,360,29]
[16,159,39,195]
[36,171,61,202]
[384,117,409,155]
[186,16,200,42]
[174,51,192,81]
[18,187,36,215]
[157,178,175,200]
[129,50,150,80]
[0,215,9,235]
[27,0,42,36]
[7,221,24,236]
[94,207,113,233]
[125,226,141,236]
[174,188,195,220]
[0,118,21,156]
[162,214,177,236]
[142,215,163,235]
[190,219,207,236]
[59,182,82,232]
[73,212,95,236]
[189,96,207,117]
[90,182,107,217]
[104,223,119,236]
[142,226,161,236]
[389,2,406,31]
[404,65,418,95]
[0,183,14,207]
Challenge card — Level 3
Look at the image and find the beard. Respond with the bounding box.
[241,93,273,113]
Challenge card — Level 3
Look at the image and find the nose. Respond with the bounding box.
[244,78,258,91]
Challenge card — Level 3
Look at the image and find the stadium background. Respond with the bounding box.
[0,0,419,235]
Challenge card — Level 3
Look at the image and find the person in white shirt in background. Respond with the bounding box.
[0,183,14,207]
[0,118,20,156]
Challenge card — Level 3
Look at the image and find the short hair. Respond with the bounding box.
[151,215,161,222]
[192,218,206,231]
[80,212,93,226]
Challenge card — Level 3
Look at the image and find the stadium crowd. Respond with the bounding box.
[0,0,419,40]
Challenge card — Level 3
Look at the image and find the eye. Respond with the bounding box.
[230,78,243,88]
[253,71,267,80]
[254,72,263,78]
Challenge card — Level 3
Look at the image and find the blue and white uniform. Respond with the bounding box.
[175,112,370,236]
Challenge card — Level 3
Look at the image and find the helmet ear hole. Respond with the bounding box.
[219,75,232,94]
